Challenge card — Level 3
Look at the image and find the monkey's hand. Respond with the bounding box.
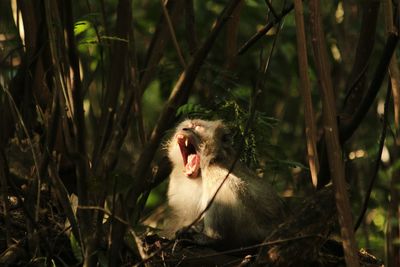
[175,225,219,247]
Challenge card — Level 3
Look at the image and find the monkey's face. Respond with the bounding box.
[168,119,233,178]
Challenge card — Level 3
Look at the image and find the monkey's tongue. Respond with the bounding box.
[184,154,200,177]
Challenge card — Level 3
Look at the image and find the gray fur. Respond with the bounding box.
[165,119,286,247]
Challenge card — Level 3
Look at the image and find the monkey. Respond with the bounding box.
[164,119,287,248]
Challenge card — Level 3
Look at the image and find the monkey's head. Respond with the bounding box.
[167,119,234,178]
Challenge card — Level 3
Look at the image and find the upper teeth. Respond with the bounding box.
[185,139,189,147]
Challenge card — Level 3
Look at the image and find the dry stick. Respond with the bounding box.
[161,0,187,69]
[293,0,319,188]
[237,3,293,55]
[309,1,360,266]
[354,81,391,232]
[385,0,400,129]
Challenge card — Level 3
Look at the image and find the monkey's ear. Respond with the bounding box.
[221,132,233,145]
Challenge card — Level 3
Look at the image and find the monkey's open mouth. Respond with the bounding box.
[177,134,200,178]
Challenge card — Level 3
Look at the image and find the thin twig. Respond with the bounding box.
[264,0,279,19]
[160,0,187,69]
[2,86,41,221]
[354,80,391,231]
[237,3,293,55]
[78,206,131,226]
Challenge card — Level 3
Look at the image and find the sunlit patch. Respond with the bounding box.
[335,2,344,24]
[348,149,367,160]
[381,146,390,163]
[331,44,342,62]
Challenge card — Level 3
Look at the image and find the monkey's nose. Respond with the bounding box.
[182,128,190,131]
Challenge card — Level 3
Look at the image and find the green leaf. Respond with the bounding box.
[176,103,211,118]
[74,20,91,36]
[70,233,83,264]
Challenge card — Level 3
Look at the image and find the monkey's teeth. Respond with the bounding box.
[185,139,189,147]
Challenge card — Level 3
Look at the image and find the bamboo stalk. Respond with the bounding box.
[293,0,319,188]
[309,1,360,266]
